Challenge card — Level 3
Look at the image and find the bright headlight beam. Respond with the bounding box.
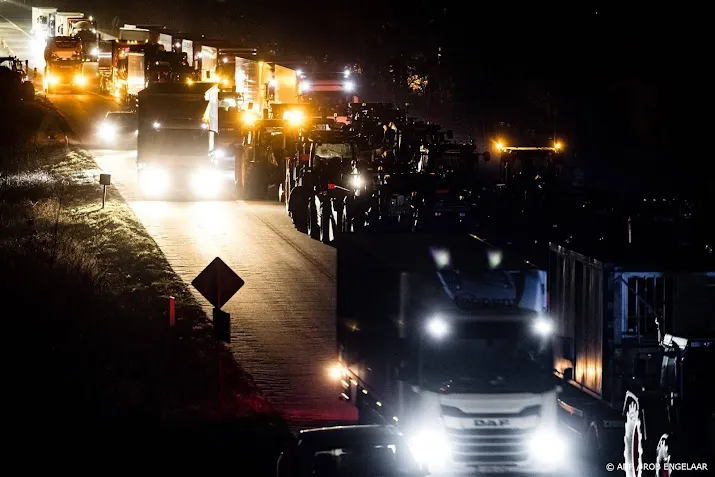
[528,428,567,466]
[350,175,363,189]
[426,317,449,339]
[406,430,451,472]
[98,123,117,140]
[139,168,170,196]
[533,316,554,336]
[191,169,222,197]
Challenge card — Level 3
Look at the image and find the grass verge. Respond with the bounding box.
[1,137,291,467]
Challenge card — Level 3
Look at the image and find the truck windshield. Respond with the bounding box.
[144,130,209,156]
[421,320,554,394]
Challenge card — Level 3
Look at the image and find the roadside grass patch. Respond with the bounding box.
[1,145,275,421]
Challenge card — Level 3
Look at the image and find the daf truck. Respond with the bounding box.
[136,82,228,199]
[334,233,567,475]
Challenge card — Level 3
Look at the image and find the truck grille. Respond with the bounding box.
[446,427,531,464]
[441,405,540,466]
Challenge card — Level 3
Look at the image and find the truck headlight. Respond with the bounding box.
[213,148,225,159]
[98,123,117,140]
[532,316,554,337]
[406,429,451,472]
[47,74,58,85]
[91,47,99,56]
[139,168,170,196]
[74,75,86,86]
[191,168,223,197]
[528,428,567,466]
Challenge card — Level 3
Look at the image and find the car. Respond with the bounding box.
[97,111,138,149]
[276,425,427,477]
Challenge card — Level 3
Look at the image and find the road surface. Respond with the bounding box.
[1,0,355,426]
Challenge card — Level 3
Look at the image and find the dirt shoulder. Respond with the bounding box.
[1,103,290,464]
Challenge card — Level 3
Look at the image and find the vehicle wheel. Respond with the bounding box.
[624,398,643,477]
[21,82,34,101]
[319,199,332,245]
[655,434,672,477]
[307,197,320,240]
[234,149,246,199]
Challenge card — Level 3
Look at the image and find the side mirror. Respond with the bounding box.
[483,151,491,162]
[556,385,563,393]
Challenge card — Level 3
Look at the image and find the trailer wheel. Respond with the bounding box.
[655,434,672,477]
[624,397,644,477]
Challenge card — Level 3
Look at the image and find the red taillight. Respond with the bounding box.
[328,183,336,189]
[436,189,449,194]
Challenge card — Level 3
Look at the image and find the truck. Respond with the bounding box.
[43,36,85,93]
[136,82,228,199]
[298,73,358,122]
[48,12,84,37]
[548,241,715,474]
[100,41,196,106]
[31,7,57,40]
[67,16,100,61]
[119,25,151,43]
[234,57,298,116]
[335,233,566,475]
[213,47,257,92]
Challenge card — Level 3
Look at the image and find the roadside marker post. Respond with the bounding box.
[192,258,245,410]
[99,173,111,209]
[168,296,175,328]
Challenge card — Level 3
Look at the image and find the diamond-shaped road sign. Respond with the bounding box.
[191,257,245,309]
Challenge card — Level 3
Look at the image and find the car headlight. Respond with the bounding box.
[406,429,451,472]
[139,168,170,196]
[191,168,223,197]
[528,428,567,467]
[213,148,226,160]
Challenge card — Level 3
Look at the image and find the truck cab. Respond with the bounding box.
[335,234,567,475]
[43,36,85,94]
[136,82,229,199]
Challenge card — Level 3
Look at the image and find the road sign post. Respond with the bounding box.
[192,258,245,412]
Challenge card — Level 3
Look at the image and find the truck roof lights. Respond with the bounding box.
[426,317,450,339]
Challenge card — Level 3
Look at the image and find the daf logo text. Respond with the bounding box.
[474,419,510,427]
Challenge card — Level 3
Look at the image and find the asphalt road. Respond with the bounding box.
[1,0,355,427]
